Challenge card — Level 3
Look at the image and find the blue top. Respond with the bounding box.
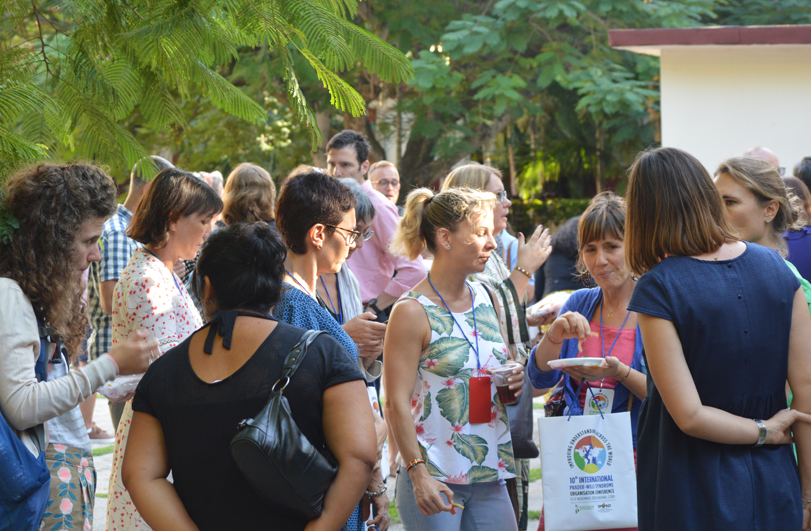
[628,243,801,531]
[785,226,811,283]
[271,282,361,531]
[527,287,645,446]
[273,283,358,363]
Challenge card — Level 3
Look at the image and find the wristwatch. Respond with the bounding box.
[754,419,767,447]
[367,298,383,315]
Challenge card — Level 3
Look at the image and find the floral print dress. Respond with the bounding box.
[106,249,203,531]
[399,282,516,484]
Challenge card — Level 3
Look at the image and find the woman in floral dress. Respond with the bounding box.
[106,168,222,531]
[384,187,525,531]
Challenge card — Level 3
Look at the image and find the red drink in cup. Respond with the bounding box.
[490,362,522,405]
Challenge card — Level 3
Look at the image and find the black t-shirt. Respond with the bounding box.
[132,320,364,531]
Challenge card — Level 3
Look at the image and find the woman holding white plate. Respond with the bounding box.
[527,192,647,531]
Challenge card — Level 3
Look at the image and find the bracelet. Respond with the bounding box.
[546,335,562,346]
[514,266,533,279]
[406,458,425,472]
[102,353,120,375]
[617,364,632,383]
[365,484,388,498]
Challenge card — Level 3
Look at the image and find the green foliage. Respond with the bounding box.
[509,198,593,237]
[0,0,413,178]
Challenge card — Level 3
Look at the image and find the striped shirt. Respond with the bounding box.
[87,205,139,360]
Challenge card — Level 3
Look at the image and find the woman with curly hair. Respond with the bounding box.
[0,162,155,531]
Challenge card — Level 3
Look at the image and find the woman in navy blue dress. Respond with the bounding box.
[624,147,811,530]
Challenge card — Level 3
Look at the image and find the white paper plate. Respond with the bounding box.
[547,357,606,370]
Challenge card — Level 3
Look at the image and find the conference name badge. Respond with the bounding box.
[583,388,614,416]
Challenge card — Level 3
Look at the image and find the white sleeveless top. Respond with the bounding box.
[397,282,516,484]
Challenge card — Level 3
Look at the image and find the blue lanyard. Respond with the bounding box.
[599,300,631,360]
[285,269,316,299]
[426,274,480,371]
[142,248,185,297]
[319,276,343,325]
[599,299,631,388]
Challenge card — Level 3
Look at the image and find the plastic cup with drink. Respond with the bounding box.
[489,361,522,405]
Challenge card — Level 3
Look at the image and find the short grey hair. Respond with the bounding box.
[340,177,375,224]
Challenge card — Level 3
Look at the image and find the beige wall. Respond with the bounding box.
[660,45,811,174]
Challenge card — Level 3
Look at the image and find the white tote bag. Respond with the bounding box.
[538,411,637,531]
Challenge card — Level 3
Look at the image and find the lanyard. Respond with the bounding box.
[427,274,480,372]
[142,248,185,297]
[599,299,631,388]
[319,275,343,325]
[285,269,317,299]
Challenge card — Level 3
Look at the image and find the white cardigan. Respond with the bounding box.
[0,278,117,455]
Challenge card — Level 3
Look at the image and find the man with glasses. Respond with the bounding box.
[369,161,402,208]
[86,155,173,434]
[326,130,426,322]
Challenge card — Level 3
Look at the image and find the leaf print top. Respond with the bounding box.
[399,281,515,485]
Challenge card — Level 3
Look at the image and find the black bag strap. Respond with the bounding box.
[272,330,325,395]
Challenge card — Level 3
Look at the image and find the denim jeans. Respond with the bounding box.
[395,466,518,531]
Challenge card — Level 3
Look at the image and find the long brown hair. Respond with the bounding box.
[625,147,736,276]
[0,163,117,356]
[222,163,276,225]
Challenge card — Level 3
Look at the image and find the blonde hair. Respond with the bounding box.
[391,187,496,260]
[715,157,805,257]
[441,162,502,192]
[369,160,397,178]
[222,163,276,225]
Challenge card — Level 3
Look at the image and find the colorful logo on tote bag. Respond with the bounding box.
[572,436,606,473]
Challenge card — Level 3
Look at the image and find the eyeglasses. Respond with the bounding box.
[360,228,374,241]
[325,224,362,244]
[494,190,508,203]
[372,179,400,188]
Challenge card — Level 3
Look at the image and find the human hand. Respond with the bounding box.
[108,330,160,375]
[516,225,553,273]
[562,356,626,382]
[363,491,391,531]
[358,340,384,361]
[804,503,810,531]
[172,260,187,278]
[527,307,559,327]
[546,311,592,345]
[344,312,387,346]
[763,408,811,445]
[411,473,454,516]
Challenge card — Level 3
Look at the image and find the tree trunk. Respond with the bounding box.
[506,120,517,196]
[311,109,331,168]
[595,122,603,195]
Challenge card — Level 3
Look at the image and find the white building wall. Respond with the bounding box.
[660,45,811,174]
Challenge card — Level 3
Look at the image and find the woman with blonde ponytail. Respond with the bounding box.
[384,187,524,531]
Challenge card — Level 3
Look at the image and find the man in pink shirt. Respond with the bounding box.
[326,130,426,320]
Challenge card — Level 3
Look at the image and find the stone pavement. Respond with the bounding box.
[90,397,547,531]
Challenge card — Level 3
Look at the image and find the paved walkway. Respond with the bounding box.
[90,397,546,531]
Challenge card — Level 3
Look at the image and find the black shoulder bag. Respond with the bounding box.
[230,329,338,521]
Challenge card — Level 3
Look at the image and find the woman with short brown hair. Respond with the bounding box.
[106,167,223,531]
[625,146,811,530]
